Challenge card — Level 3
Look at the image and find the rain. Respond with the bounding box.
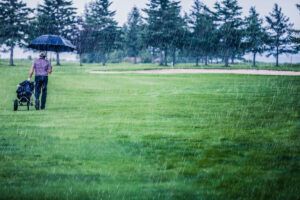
[0,0,300,199]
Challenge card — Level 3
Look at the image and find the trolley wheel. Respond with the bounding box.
[13,99,18,111]
[27,102,30,110]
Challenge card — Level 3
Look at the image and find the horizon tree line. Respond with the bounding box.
[0,0,299,67]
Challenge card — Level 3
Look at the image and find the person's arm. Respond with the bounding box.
[28,65,34,81]
[47,62,52,74]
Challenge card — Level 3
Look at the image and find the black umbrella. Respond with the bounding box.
[28,35,76,52]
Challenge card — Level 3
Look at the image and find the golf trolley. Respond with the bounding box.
[14,80,35,111]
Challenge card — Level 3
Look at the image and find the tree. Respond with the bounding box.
[73,17,88,66]
[169,5,186,66]
[244,7,267,67]
[178,12,192,61]
[189,0,217,66]
[84,0,121,66]
[214,0,243,67]
[143,0,183,66]
[0,0,33,66]
[0,5,4,63]
[266,4,295,66]
[35,0,78,65]
[124,6,143,64]
[291,4,300,52]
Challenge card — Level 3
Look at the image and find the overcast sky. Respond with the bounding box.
[24,0,300,28]
[4,0,300,62]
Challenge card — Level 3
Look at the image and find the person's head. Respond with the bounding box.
[39,51,47,59]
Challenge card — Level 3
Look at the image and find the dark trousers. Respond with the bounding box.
[35,76,48,109]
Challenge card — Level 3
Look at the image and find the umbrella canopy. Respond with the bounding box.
[28,35,76,52]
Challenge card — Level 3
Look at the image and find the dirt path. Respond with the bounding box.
[90,69,300,76]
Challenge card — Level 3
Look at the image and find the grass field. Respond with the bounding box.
[0,61,299,199]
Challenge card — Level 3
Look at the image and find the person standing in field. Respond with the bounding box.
[28,52,52,110]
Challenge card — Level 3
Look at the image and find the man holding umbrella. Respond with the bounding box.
[27,35,76,110]
[28,51,52,110]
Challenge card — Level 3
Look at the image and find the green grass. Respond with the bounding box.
[0,62,299,199]
[72,62,300,72]
[1,59,300,71]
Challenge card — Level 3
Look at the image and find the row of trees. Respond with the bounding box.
[0,0,299,67]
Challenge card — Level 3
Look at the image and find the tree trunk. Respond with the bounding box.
[102,54,106,66]
[224,56,229,67]
[79,53,83,66]
[196,56,199,66]
[159,50,163,66]
[9,46,14,66]
[253,52,256,67]
[134,56,137,64]
[224,49,230,67]
[164,48,168,66]
[276,46,279,67]
[56,52,61,66]
[231,55,235,64]
[205,55,208,66]
[152,48,155,63]
[172,49,176,67]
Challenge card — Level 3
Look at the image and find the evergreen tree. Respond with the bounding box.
[291,4,300,52]
[244,7,267,67]
[124,6,143,64]
[143,0,163,65]
[35,0,78,65]
[169,6,186,66]
[73,16,88,66]
[0,0,33,66]
[189,0,217,66]
[266,4,295,66]
[179,12,192,59]
[214,0,243,67]
[0,4,4,62]
[84,0,121,66]
[143,0,183,66]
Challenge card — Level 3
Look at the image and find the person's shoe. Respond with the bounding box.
[35,100,40,110]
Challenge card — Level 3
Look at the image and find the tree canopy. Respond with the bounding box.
[244,7,267,67]
[143,0,184,66]
[266,3,295,66]
[33,0,78,65]
[83,0,121,66]
[124,6,144,64]
[0,0,33,66]
[214,0,244,67]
